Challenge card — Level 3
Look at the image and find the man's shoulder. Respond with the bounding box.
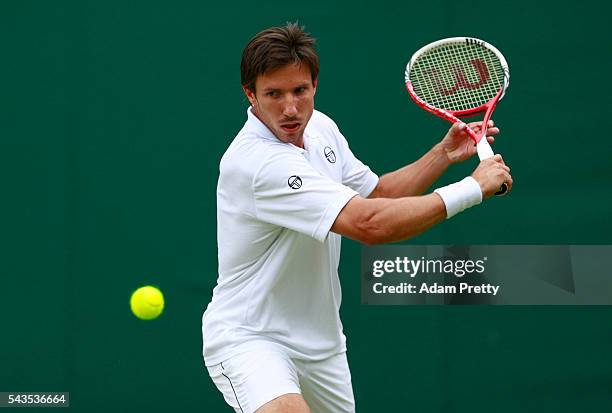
[220,131,294,178]
[307,109,349,150]
[309,109,339,131]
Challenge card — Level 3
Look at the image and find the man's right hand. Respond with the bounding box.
[471,154,513,199]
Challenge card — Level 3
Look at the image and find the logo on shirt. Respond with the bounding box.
[324,146,336,163]
[288,175,302,190]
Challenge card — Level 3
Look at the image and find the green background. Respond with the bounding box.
[2,0,611,411]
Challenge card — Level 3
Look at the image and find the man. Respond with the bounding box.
[202,23,512,413]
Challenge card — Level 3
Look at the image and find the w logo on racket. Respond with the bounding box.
[426,59,490,96]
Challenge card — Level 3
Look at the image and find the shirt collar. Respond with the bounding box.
[246,106,278,142]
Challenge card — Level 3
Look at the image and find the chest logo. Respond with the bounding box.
[324,146,336,163]
[288,175,302,190]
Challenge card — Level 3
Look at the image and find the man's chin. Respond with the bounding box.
[276,129,304,145]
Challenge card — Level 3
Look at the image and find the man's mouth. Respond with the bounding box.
[280,122,301,133]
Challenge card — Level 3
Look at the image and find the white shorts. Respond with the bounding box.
[206,344,355,413]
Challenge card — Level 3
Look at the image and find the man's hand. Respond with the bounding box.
[471,154,513,199]
[439,120,500,164]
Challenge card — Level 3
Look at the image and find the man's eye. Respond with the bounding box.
[295,87,306,94]
[266,91,278,97]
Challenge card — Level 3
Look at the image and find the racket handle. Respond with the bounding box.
[476,138,494,160]
[476,138,508,196]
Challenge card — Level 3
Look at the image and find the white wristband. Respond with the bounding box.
[434,176,483,219]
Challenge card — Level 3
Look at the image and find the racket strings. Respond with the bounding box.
[409,42,506,112]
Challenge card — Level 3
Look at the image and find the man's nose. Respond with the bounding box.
[282,96,298,117]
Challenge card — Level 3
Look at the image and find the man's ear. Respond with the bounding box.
[313,79,318,95]
[243,85,256,106]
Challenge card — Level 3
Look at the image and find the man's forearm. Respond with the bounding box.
[369,143,450,199]
[332,193,448,245]
[366,194,447,244]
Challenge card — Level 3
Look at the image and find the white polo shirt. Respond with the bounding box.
[202,107,378,365]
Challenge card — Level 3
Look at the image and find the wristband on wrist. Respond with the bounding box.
[434,176,483,219]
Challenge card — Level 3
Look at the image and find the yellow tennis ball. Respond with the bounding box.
[130,286,164,320]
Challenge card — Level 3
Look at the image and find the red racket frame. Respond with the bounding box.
[405,81,502,145]
[404,37,510,193]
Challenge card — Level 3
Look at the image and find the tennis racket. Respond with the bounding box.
[405,37,510,195]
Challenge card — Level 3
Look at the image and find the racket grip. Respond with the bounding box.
[476,138,508,196]
[476,138,494,160]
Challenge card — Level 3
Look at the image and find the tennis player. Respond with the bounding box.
[202,23,512,413]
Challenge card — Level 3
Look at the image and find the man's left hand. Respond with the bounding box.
[439,120,500,164]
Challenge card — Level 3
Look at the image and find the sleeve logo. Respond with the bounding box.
[288,175,302,190]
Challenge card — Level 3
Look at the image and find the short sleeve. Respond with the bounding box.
[329,121,379,197]
[253,149,358,242]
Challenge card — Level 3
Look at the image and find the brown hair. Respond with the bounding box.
[240,22,319,92]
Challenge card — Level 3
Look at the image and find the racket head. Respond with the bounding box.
[405,37,510,117]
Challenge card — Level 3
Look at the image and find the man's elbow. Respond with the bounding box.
[332,196,397,245]
[352,214,394,246]
[359,234,384,246]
